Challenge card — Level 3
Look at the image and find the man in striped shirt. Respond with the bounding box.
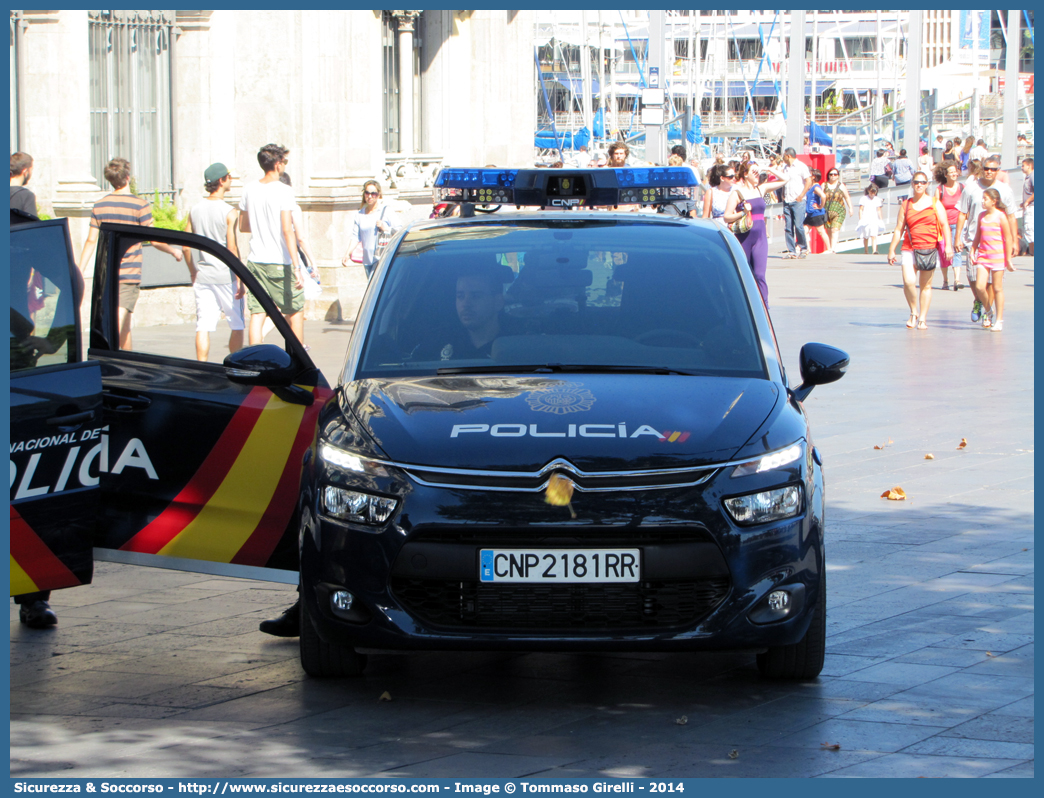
[77,157,183,350]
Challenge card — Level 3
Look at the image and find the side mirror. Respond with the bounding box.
[792,343,849,402]
[224,344,296,387]
[224,344,314,406]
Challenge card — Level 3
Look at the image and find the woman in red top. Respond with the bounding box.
[933,162,964,290]
[887,171,952,330]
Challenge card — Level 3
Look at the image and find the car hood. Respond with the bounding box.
[342,374,780,471]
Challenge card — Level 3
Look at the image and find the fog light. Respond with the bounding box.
[331,590,354,611]
[767,590,790,611]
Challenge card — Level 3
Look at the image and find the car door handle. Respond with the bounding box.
[46,410,96,427]
[103,391,152,413]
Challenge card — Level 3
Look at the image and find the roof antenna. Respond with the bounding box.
[459,202,476,218]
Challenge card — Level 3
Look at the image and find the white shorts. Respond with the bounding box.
[1024,205,1034,244]
[194,282,245,333]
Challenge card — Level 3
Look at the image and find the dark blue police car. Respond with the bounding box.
[294,167,849,680]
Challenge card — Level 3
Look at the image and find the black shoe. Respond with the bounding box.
[259,600,300,637]
[19,600,57,629]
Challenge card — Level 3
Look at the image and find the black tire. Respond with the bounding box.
[756,574,826,680]
[299,598,368,678]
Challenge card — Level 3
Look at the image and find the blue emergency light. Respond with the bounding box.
[433,167,697,209]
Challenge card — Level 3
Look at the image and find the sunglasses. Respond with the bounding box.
[912,180,928,185]
[364,191,379,197]
[982,167,998,173]
[723,173,736,179]
[828,172,838,176]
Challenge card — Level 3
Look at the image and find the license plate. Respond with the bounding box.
[479,549,640,583]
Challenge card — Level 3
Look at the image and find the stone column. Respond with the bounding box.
[20,10,103,246]
[393,11,421,155]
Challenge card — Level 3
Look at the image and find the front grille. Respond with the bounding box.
[391,577,731,631]
[404,465,716,492]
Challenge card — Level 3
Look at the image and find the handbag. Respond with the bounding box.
[348,242,364,264]
[374,205,392,257]
[913,248,938,271]
[729,198,753,235]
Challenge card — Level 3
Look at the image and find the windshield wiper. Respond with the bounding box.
[436,364,698,376]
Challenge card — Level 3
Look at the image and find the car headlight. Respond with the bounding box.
[321,486,397,525]
[731,443,803,478]
[319,442,389,477]
[724,485,802,525]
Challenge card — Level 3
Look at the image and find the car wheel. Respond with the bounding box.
[756,573,826,680]
[299,596,368,678]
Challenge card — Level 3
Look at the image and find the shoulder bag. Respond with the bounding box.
[903,199,939,271]
[729,195,753,235]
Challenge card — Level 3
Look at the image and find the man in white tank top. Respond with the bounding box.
[185,163,245,361]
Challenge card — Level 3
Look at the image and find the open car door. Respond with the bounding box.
[88,222,332,583]
[10,215,102,597]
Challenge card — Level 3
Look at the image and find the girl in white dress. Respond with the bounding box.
[856,184,885,255]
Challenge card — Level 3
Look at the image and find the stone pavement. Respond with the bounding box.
[10,248,1034,778]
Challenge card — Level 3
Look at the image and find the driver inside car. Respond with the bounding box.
[438,269,506,360]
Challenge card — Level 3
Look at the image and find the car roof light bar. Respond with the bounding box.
[432,167,698,210]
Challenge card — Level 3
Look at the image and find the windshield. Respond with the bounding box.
[353,218,766,380]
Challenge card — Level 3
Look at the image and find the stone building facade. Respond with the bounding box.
[10,9,536,270]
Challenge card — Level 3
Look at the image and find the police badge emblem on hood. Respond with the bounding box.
[341,374,782,472]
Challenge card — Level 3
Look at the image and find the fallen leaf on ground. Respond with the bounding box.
[874,445,884,450]
[880,486,907,501]
[924,453,934,460]
[378,691,392,702]
[957,438,968,450]
[674,716,688,725]
[821,742,842,751]
[728,749,739,759]
[986,652,996,657]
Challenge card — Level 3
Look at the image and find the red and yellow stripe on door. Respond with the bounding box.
[10,506,85,595]
[119,384,332,566]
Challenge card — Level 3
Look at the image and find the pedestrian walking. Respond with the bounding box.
[341,180,401,280]
[892,149,915,187]
[856,184,885,255]
[77,157,184,351]
[701,164,736,220]
[869,149,891,189]
[918,146,934,174]
[722,160,786,307]
[10,152,37,216]
[942,140,956,163]
[955,155,1019,324]
[1020,157,1034,257]
[802,169,829,253]
[931,134,946,163]
[271,171,321,349]
[778,147,812,258]
[238,143,305,346]
[959,136,975,174]
[933,161,965,291]
[887,171,951,330]
[970,138,989,163]
[822,167,853,253]
[970,189,1015,331]
[185,163,245,362]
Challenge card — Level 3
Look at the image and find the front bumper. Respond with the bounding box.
[299,450,825,653]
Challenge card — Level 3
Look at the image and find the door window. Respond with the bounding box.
[10,222,80,371]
